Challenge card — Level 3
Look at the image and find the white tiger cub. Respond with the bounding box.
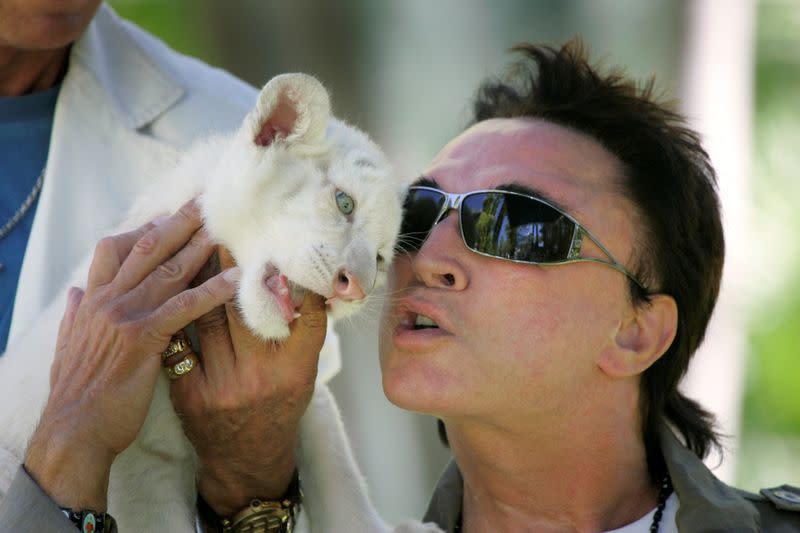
[0,74,440,532]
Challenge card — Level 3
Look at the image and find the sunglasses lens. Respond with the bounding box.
[460,192,576,262]
[400,188,447,250]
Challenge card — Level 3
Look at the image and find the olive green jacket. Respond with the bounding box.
[423,424,800,532]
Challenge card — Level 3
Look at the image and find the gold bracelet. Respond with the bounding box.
[217,470,302,533]
[221,498,295,533]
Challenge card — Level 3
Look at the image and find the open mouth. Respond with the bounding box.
[392,304,450,349]
[263,265,306,322]
[412,314,439,330]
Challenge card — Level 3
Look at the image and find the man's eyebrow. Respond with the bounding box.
[495,182,569,212]
[411,176,439,188]
[410,178,569,213]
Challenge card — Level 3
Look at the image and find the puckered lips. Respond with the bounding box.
[263,264,306,323]
[392,295,453,349]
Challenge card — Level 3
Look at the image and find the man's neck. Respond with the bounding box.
[0,46,68,97]
[447,396,658,532]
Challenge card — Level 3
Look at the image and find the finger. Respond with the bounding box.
[164,329,207,392]
[168,346,206,407]
[217,246,236,274]
[215,247,261,351]
[188,248,237,381]
[194,302,237,381]
[192,247,222,287]
[218,245,326,369]
[148,267,241,341]
[225,288,327,368]
[284,291,327,366]
[119,227,216,314]
[232,290,325,385]
[287,291,327,379]
[86,220,158,289]
[213,247,262,362]
[163,347,202,383]
[112,199,203,293]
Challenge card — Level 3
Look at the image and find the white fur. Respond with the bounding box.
[0,74,439,532]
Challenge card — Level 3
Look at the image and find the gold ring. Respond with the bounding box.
[165,352,199,380]
[162,334,191,361]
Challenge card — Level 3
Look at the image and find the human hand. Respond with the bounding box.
[170,247,327,516]
[24,200,240,511]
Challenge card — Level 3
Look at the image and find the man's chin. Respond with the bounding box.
[27,15,89,48]
[9,5,99,51]
[381,364,450,416]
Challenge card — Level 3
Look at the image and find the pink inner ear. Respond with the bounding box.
[254,93,300,147]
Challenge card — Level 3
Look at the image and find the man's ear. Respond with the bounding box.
[245,73,331,147]
[598,294,678,378]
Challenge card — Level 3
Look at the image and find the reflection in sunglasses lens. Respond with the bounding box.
[461,193,576,263]
[401,189,577,264]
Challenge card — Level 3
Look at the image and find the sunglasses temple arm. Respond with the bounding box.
[576,227,649,292]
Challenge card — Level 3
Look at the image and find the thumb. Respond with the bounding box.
[291,291,327,335]
[217,244,326,357]
[282,290,327,383]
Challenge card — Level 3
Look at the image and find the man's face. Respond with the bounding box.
[379,118,642,426]
[0,0,101,51]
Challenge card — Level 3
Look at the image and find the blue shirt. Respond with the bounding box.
[0,86,59,353]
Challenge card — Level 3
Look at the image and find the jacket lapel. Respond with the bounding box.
[662,424,761,531]
[9,5,183,342]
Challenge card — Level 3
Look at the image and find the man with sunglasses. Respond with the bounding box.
[379,42,799,531]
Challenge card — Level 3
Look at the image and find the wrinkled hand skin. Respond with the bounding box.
[170,247,328,516]
[24,200,238,512]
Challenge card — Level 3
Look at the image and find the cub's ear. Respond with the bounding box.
[246,73,331,148]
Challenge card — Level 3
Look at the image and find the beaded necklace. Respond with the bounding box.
[650,474,673,533]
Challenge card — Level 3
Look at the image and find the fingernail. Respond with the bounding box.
[151,215,169,226]
[293,311,302,319]
[222,266,241,283]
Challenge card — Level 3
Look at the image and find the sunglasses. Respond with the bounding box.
[400,186,649,292]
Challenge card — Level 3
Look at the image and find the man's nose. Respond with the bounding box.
[412,211,468,290]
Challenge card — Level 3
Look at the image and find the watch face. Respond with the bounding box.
[82,512,97,533]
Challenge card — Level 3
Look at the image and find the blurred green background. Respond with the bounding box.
[107,0,799,519]
[740,0,800,487]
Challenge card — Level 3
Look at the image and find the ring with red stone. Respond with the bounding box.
[165,352,199,380]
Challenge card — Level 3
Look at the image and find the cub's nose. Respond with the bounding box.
[333,268,366,301]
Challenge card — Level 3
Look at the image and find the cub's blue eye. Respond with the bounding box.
[336,190,354,215]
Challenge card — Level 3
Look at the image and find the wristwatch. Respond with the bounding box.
[61,508,116,532]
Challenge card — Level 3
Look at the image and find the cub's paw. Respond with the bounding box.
[236,267,299,339]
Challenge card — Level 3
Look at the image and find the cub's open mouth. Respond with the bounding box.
[263,265,306,322]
